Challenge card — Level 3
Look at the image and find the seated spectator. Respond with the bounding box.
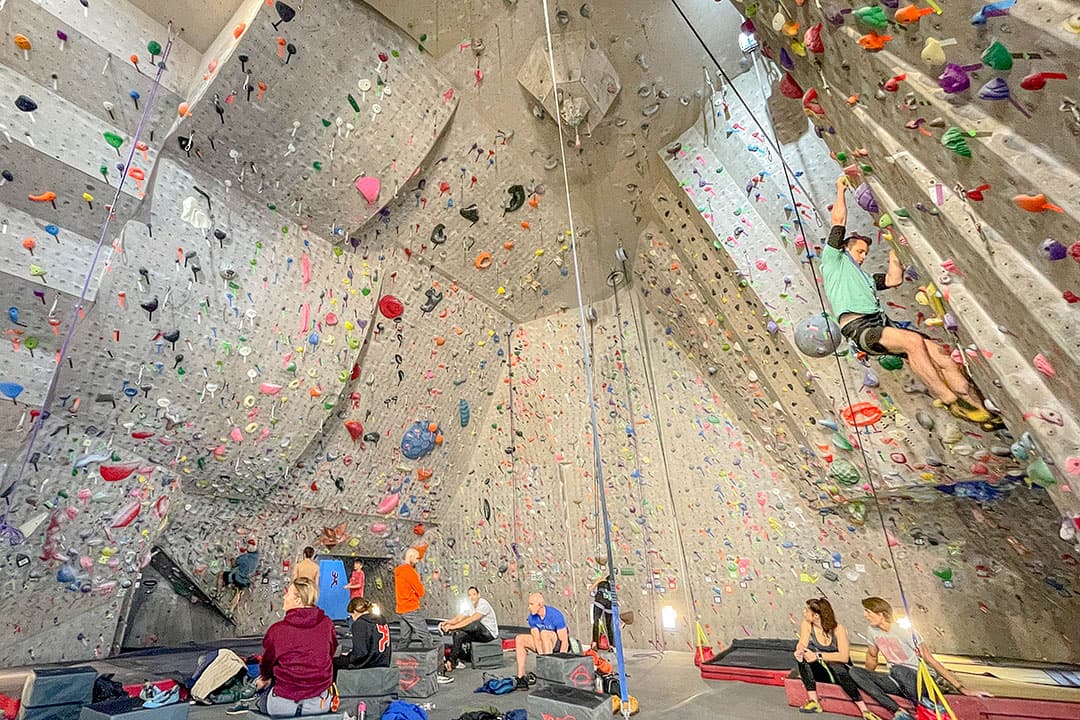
[513,592,570,691]
[255,577,337,717]
[216,538,259,613]
[849,597,983,720]
[794,598,880,720]
[439,586,500,674]
[334,598,391,671]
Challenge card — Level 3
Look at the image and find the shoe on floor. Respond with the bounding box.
[225,703,249,715]
[515,676,530,691]
[455,661,466,669]
[436,674,455,684]
[861,711,883,720]
[892,711,914,720]
[800,700,823,713]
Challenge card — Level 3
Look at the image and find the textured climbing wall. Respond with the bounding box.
[1,0,1078,669]
[728,0,1080,523]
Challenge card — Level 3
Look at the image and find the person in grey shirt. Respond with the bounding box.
[439,586,499,675]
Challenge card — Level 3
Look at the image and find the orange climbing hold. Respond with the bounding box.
[894,4,934,24]
[858,33,894,51]
[233,22,247,38]
[474,252,493,269]
[1013,193,1064,213]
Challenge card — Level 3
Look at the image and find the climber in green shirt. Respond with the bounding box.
[822,175,1001,429]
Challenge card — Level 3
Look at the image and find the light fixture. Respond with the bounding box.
[371,603,381,616]
[738,31,759,54]
[896,616,912,630]
[661,605,677,631]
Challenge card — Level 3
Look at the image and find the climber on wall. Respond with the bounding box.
[822,175,1002,429]
[216,538,260,613]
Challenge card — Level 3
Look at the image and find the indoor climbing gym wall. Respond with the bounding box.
[0,0,1078,671]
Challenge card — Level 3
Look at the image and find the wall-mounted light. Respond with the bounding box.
[896,616,912,630]
[738,31,759,54]
[661,605,677,631]
[371,603,381,616]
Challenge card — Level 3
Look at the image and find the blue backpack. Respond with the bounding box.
[381,700,427,720]
[474,676,516,695]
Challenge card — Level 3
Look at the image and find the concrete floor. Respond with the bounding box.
[1,646,805,720]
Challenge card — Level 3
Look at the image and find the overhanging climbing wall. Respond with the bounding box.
[726,0,1080,521]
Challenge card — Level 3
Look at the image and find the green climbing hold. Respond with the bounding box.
[831,432,853,451]
[322,118,332,127]
[390,49,400,58]
[878,354,904,370]
[836,151,848,163]
[313,161,322,171]
[267,203,276,210]
[981,39,1013,71]
[1026,457,1056,488]
[348,94,360,113]
[103,131,123,149]
[941,127,972,157]
[895,208,910,218]
[332,246,344,257]
[853,5,889,30]
[361,287,371,296]
[829,457,862,486]
[848,500,866,525]
[877,213,893,228]
[933,566,953,582]
[147,40,162,57]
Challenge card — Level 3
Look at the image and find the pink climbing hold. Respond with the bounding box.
[370,522,389,536]
[355,176,381,205]
[376,493,400,515]
[259,383,282,395]
[1033,353,1056,378]
[230,426,244,443]
[1064,457,1080,475]
[301,253,311,288]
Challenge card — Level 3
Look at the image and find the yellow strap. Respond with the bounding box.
[918,660,957,720]
[695,621,711,648]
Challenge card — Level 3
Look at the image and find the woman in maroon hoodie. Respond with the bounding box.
[255,577,338,716]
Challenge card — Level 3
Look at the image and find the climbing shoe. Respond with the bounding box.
[225,703,249,715]
[861,711,883,720]
[981,414,1006,431]
[800,700,823,713]
[515,676,530,691]
[947,399,993,425]
[892,710,915,720]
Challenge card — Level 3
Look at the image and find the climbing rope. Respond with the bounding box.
[540,0,630,709]
[505,325,525,598]
[1,35,177,544]
[619,259,699,650]
[608,272,662,650]
[669,0,915,618]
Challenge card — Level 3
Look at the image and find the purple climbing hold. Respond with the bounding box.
[939,63,981,94]
[1040,239,1067,261]
[854,181,879,213]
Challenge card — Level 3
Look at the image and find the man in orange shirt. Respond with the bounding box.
[394,548,432,650]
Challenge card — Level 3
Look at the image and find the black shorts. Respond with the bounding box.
[840,312,928,355]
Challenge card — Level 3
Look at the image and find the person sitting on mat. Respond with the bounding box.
[439,585,500,674]
[513,592,570,691]
[822,175,1001,430]
[849,596,984,720]
[334,598,391,672]
[255,577,337,717]
[794,598,882,720]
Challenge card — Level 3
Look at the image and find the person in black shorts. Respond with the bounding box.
[821,175,1001,429]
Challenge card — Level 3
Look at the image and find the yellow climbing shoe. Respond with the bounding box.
[948,399,993,424]
[861,711,883,720]
[800,700,823,713]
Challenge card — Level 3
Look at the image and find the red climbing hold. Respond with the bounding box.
[780,72,804,99]
[378,294,404,319]
[804,23,824,54]
[345,420,364,441]
[99,464,139,482]
[840,402,883,428]
[802,88,826,117]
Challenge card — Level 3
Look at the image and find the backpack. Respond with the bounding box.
[189,649,246,703]
[474,676,516,696]
[504,711,527,720]
[381,700,428,720]
[93,674,127,703]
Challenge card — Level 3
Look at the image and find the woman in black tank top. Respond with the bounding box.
[794,598,881,720]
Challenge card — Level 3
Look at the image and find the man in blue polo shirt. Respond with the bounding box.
[513,592,570,690]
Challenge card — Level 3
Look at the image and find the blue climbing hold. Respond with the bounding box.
[459,399,470,427]
[401,420,438,459]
